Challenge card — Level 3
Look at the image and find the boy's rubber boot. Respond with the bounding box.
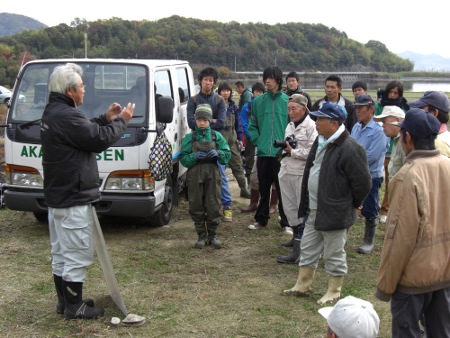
[241,189,259,213]
[207,223,222,249]
[277,238,301,264]
[194,222,207,249]
[282,266,315,296]
[62,280,104,319]
[239,179,251,199]
[317,275,344,305]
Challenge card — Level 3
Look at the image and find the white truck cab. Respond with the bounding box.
[3,58,194,225]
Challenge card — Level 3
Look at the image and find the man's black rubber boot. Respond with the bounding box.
[62,280,104,319]
[53,274,94,314]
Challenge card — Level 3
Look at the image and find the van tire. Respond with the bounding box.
[149,175,173,226]
[33,211,48,223]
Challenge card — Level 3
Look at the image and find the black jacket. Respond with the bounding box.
[298,130,371,231]
[41,92,127,208]
[311,95,357,133]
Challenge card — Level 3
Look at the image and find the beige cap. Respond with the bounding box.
[374,105,405,121]
[289,94,310,113]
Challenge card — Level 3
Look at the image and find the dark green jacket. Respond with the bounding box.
[239,88,252,110]
[248,90,289,157]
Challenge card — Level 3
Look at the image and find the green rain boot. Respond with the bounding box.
[194,222,207,249]
[207,223,222,249]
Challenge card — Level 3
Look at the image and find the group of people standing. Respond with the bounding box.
[42,61,450,337]
[181,66,450,337]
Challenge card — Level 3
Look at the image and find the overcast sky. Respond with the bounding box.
[5,1,449,58]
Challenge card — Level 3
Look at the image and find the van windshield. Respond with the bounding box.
[9,62,149,126]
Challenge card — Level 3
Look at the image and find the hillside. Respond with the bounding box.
[398,51,450,72]
[0,12,47,37]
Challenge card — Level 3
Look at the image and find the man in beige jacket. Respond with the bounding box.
[376,109,450,337]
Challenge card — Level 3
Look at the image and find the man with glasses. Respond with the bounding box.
[312,75,356,133]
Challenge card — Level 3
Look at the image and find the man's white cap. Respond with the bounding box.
[318,296,380,338]
[373,105,405,121]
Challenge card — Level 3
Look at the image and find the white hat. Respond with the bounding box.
[318,296,380,338]
[373,105,405,121]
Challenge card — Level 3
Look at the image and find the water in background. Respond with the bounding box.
[412,82,450,92]
[302,79,450,92]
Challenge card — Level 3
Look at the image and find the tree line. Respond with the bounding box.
[0,15,413,87]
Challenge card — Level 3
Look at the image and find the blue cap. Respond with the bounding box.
[353,94,375,106]
[310,102,346,123]
[398,108,440,138]
[408,91,450,113]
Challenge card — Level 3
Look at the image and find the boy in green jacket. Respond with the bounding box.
[180,104,231,249]
[247,66,290,230]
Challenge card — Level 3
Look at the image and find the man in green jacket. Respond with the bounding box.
[247,66,290,230]
[234,81,252,111]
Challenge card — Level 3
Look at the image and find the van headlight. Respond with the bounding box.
[5,164,43,187]
[104,170,154,191]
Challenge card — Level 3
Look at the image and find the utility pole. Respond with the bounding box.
[84,33,87,59]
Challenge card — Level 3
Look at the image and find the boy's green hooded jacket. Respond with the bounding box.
[179,126,231,168]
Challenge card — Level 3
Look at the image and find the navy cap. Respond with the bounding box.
[310,102,346,123]
[353,94,375,106]
[398,108,440,138]
[408,91,450,113]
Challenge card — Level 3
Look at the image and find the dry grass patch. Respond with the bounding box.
[0,179,393,337]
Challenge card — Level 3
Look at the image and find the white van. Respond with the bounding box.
[3,58,194,225]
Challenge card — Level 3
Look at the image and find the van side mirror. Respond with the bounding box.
[156,96,174,123]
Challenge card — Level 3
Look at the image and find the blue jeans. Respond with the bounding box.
[362,177,383,220]
[219,163,232,209]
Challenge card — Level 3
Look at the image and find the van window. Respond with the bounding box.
[9,62,147,125]
[154,70,173,101]
[176,67,191,104]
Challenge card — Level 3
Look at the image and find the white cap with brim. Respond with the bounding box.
[373,105,405,121]
[318,296,380,338]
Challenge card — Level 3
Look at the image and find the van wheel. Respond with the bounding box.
[149,175,173,226]
[33,211,48,223]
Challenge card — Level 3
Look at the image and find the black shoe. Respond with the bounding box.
[62,281,104,319]
[64,302,104,320]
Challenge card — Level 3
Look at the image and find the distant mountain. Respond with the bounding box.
[0,12,47,37]
[398,51,450,72]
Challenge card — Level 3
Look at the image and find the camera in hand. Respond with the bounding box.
[273,135,297,149]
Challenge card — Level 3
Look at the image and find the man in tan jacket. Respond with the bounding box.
[375,108,450,337]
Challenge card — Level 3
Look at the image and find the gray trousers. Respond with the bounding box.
[48,205,95,282]
[391,288,450,338]
[299,209,347,276]
[278,168,303,226]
